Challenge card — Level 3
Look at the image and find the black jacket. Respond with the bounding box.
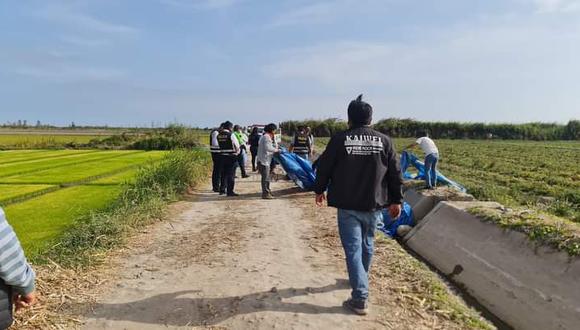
[313,126,403,211]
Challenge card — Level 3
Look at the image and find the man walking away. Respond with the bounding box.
[405,131,439,189]
[217,121,240,197]
[233,125,250,178]
[248,127,261,172]
[314,94,403,315]
[290,125,312,161]
[257,123,280,199]
[210,123,224,193]
[0,208,37,329]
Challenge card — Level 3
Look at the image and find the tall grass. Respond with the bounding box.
[41,149,210,266]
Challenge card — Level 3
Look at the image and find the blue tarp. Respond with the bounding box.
[400,151,466,192]
[274,149,316,190]
[378,202,414,238]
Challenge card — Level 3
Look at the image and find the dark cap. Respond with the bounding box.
[347,94,372,126]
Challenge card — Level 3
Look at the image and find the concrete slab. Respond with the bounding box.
[405,201,580,330]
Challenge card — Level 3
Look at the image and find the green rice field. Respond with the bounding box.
[0,150,166,255]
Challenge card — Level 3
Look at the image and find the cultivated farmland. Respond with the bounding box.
[312,138,580,223]
[0,150,166,256]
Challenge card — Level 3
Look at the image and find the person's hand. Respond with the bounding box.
[13,292,37,312]
[388,204,402,219]
[315,193,326,207]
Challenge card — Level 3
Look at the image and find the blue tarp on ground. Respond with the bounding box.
[274,149,316,190]
[378,202,414,238]
[400,151,466,192]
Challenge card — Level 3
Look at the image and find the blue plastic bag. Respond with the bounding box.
[274,149,316,190]
[400,151,466,192]
[378,202,414,238]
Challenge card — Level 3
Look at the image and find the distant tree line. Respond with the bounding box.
[280,119,580,140]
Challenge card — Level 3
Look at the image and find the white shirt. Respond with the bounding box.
[257,133,278,166]
[416,137,439,156]
[210,130,220,150]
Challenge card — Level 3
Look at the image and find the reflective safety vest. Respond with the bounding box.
[293,133,310,154]
[217,130,236,155]
[209,129,220,153]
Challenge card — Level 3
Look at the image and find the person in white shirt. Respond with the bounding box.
[257,123,280,199]
[405,131,439,189]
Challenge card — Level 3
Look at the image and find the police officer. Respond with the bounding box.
[209,122,224,193]
[217,121,240,196]
[290,125,312,161]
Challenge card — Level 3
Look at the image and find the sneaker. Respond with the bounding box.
[212,188,219,193]
[227,192,240,197]
[262,194,274,200]
[219,191,226,195]
[242,174,250,178]
[342,299,368,316]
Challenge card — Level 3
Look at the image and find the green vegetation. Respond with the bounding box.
[312,137,580,224]
[0,147,210,264]
[0,134,107,149]
[47,149,211,266]
[281,119,580,140]
[469,207,580,257]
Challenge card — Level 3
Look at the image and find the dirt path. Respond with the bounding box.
[82,172,385,329]
[80,169,491,330]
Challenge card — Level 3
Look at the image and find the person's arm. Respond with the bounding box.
[231,133,240,154]
[264,134,279,153]
[0,210,36,310]
[313,135,339,205]
[384,138,404,218]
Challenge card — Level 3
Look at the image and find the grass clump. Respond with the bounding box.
[468,206,580,257]
[41,149,210,266]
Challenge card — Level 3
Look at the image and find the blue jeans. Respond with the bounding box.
[337,209,383,302]
[424,153,439,188]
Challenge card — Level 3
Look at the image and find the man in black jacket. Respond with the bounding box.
[314,94,403,315]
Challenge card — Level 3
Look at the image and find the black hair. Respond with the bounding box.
[264,123,277,133]
[222,121,233,130]
[251,127,258,134]
[347,94,372,127]
[233,124,240,131]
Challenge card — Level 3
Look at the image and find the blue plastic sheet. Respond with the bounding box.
[273,149,316,190]
[400,151,466,192]
[377,202,414,238]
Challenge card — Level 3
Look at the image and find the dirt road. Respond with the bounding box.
[80,170,491,329]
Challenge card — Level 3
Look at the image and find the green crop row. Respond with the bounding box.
[0,149,99,165]
[0,184,58,205]
[0,150,141,178]
[1,151,165,185]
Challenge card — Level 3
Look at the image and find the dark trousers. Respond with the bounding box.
[237,149,247,177]
[211,153,221,192]
[219,155,237,194]
[250,146,258,171]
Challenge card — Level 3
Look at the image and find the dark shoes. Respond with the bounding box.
[242,174,250,178]
[262,193,274,200]
[212,188,219,193]
[219,191,225,195]
[227,192,240,197]
[342,299,368,315]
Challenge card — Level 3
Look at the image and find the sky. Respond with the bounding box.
[0,0,579,127]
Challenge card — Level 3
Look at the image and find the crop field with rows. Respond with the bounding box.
[0,150,166,255]
[312,137,580,223]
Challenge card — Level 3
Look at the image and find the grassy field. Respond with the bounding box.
[0,150,167,255]
[311,137,580,223]
[0,134,107,149]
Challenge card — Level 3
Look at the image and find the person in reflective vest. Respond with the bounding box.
[209,122,224,193]
[217,121,241,196]
[290,125,312,161]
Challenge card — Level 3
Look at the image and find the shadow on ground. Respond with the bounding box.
[185,185,306,203]
[85,280,351,327]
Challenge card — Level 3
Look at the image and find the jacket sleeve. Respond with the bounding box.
[385,138,404,204]
[313,135,339,195]
[0,209,36,295]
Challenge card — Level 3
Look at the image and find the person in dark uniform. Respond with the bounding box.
[248,127,261,172]
[289,125,312,161]
[313,94,403,316]
[217,121,240,196]
[209,122,224,193]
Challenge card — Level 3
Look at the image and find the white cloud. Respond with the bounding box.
[38,5,138,35]
[159,0,242,10]
[532,0,580,13]
[13,65,126,83]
